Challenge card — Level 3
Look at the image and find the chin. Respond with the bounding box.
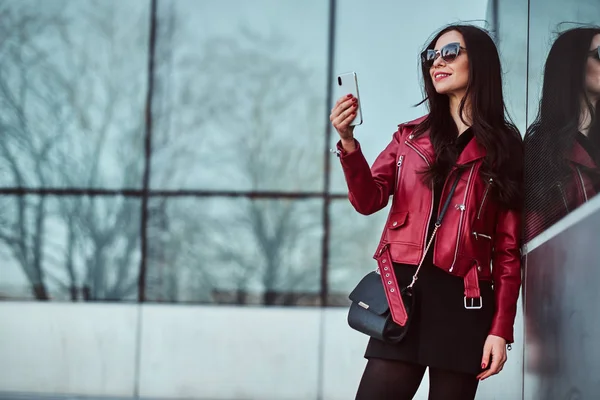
[434,82,467,97]
[433,85,451,95]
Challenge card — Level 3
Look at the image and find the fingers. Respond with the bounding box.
[330,95,358,139]
[477,347,507,381]
[481,342,492,371]
[330,95,357,122]
[334,93,354,107]
[332,103,357,128]
[481,356,502,380]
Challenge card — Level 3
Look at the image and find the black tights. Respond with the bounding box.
[355,358,479,400]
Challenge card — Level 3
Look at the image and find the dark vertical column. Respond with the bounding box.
[320,0,337,309]
[318,2,337,399]
[525,0,531,128]
[522,1,532,399]
[134,2,158,398]
[492,0,499,41]
[139,0,158,302]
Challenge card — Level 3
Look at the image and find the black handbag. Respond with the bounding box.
[347,172,463,344]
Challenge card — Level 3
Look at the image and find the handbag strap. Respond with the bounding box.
[407,171,463,289]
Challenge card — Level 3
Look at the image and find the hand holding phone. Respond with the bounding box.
[330,72,363,143]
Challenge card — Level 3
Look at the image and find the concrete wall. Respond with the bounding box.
[0,302,523,399]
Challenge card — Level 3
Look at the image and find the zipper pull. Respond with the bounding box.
[455,204,466,211]
[397,155,404,167]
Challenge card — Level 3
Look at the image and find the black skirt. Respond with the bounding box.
[364,261,495,375]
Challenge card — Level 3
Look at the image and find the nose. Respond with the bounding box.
[432,54,446,68]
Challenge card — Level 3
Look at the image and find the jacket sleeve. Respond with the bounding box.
[489,207,523,343]
[336,129,402,215]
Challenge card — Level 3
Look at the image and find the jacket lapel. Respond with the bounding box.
[567,140,597,169]
[456,137,486,165]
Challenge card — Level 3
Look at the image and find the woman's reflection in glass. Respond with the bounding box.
[524,27,600,242]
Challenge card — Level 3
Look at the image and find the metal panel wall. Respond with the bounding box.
[524,196,600,400]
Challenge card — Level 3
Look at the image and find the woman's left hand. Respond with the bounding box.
[476,335,507,381]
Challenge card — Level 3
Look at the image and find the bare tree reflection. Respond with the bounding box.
[147,17,325,304]
[0,0,146,300]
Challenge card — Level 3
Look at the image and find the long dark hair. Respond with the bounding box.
[524,27,600,210]
[413,25,523,210]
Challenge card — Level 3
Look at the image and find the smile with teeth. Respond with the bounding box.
[434,72,451,80]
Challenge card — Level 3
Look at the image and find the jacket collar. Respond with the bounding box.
[403,115,486,165]
[401,115,428,128]
[567,139,597,169]
[456,136,486,165]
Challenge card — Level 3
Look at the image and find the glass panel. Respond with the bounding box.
[0,0,148,189]
[145,197,323,305]
[150,0,329,192]
[329,0,490,194]
[524,2,600,242]
[0,195,141,301]
[488,0,529,133]
[327,200,389,306]
[522,1,600,399]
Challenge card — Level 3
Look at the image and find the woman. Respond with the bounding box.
[524,27,600,242]
[329,25,523,399]
[523,26,600,399]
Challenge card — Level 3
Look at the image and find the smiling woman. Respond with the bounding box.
[423,36,470,101]
[330,24,523,400]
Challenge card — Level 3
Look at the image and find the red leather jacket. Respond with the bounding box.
[564,141,599,204]
[524,140,599,242]
[337,115,522,343]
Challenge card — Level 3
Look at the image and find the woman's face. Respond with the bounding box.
[585,34,600,101]
[430,30,469,98]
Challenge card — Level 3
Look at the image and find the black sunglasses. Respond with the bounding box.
[421,42,466,67]
[589,46,600,61]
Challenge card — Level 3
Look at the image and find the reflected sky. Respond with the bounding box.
[329,0,490,192]
[527,0,600,123]
[5,0,543,301]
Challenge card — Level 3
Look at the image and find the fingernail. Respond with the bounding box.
[481,363,486,369]
[351,112,356,116]
[347,94,353,98]
[353,104,357,108]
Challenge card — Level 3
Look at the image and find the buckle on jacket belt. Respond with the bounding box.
[464,296,483,309]
[376,244,389,258]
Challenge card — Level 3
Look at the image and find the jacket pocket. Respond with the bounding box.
[384,211,412,244]
[477,178,493,220]
[388,211,408,230]
[472,231,492,241]
[470,231,493,275]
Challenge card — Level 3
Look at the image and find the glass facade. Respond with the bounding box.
[523,0,600,243]
[1,1,600,400]
[0,0,494,306]
[522,1,600,400]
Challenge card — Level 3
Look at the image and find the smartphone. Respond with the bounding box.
[336,71,363,126]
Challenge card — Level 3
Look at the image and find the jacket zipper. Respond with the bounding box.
[473,232,492,240]
[449,164,475,272]
[576,167,589,202]
[477,178,493,220]
[396,155,405,192]
[405,141,434,258]
[556,181,570,212]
